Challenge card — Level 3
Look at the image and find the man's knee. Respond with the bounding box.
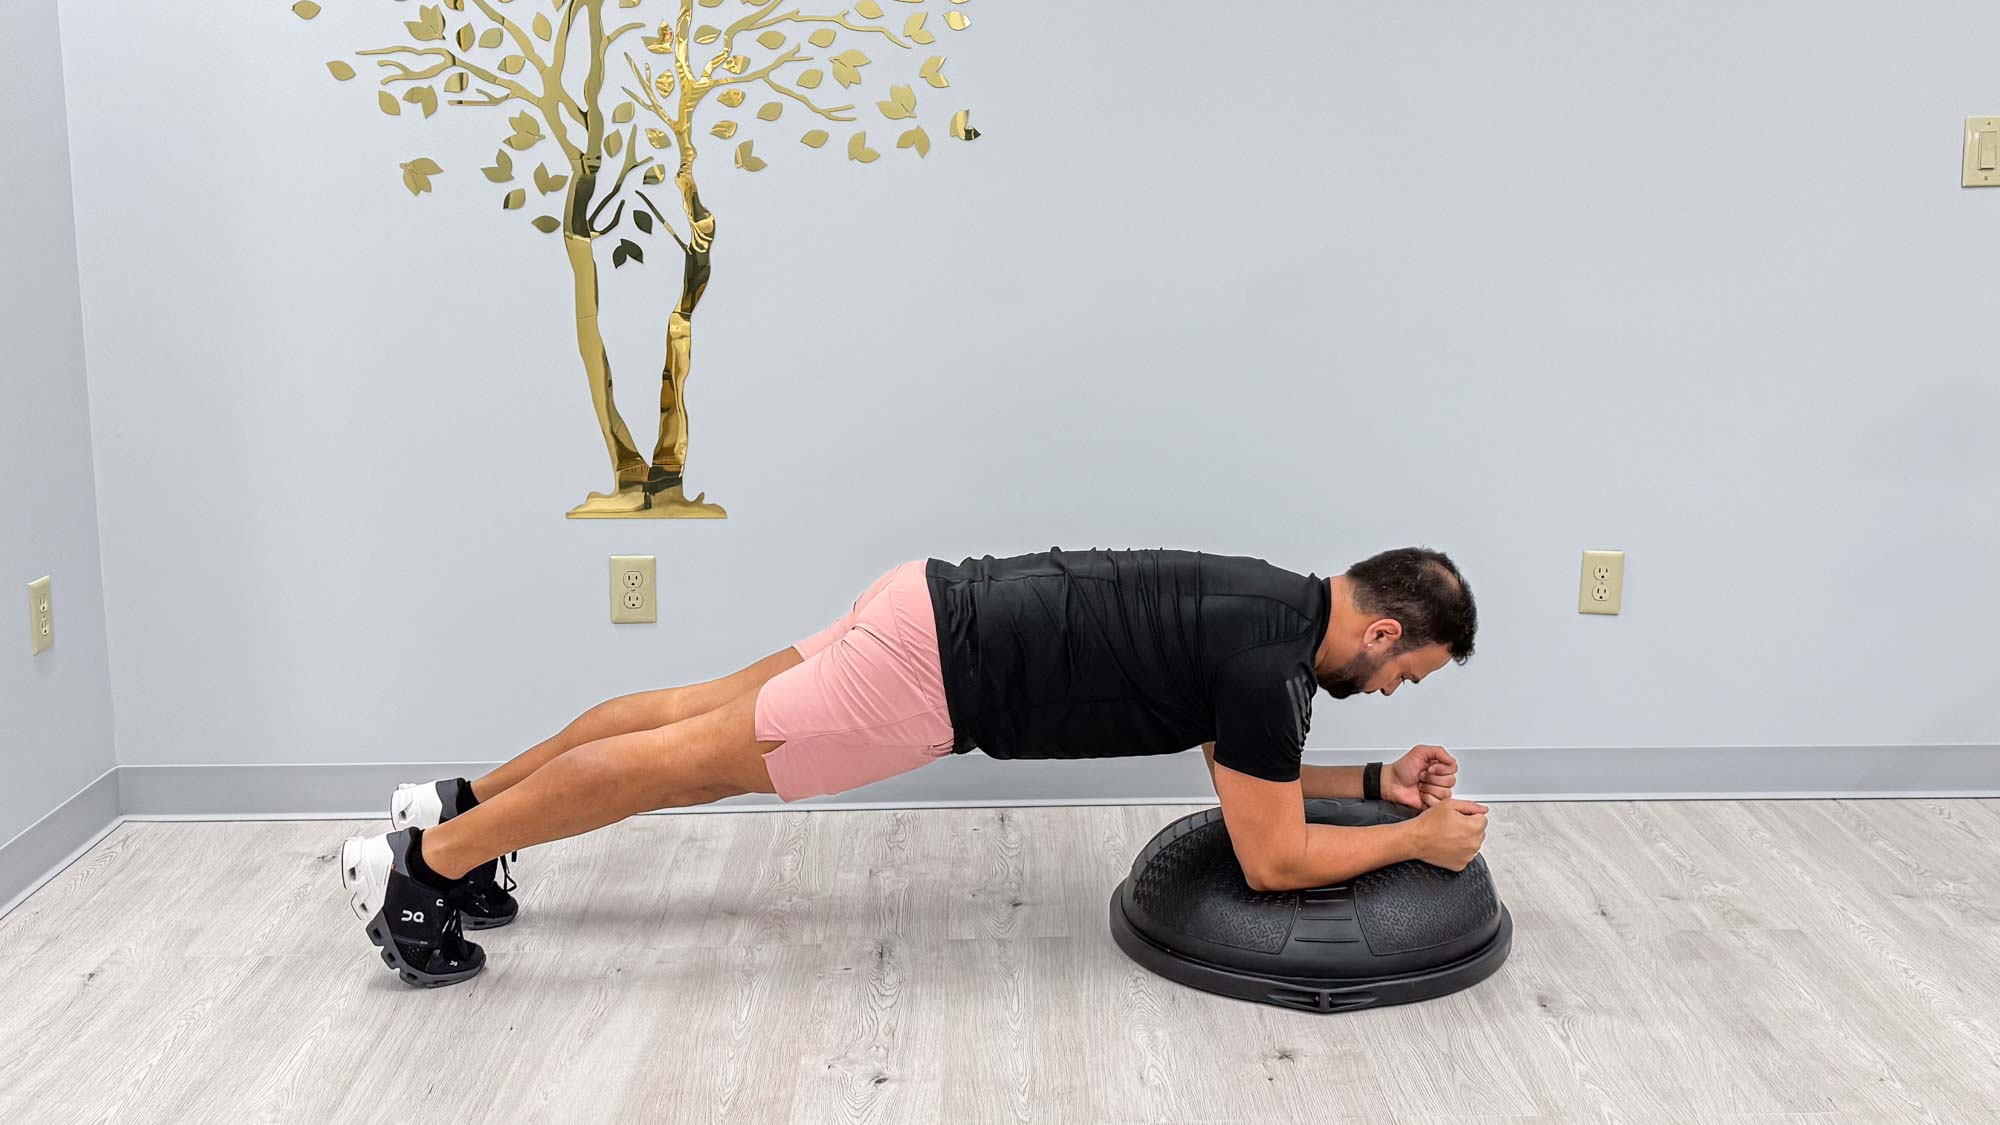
[579,692,670,738]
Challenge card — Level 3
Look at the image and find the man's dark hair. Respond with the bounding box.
[1345,547,1478,662]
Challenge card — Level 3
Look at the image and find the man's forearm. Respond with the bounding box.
[1298,763,1366,800]
[1260,822,1419,891]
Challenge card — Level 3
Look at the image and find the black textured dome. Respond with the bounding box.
[1109,799,1511,1012]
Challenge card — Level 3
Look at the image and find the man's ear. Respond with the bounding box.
[1366,619,1404,650]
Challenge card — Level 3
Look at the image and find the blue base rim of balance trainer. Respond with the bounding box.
[1108,889,1513,1013]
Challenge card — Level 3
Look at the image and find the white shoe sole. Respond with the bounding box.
[390,783,445,831]
[340,834,393,922]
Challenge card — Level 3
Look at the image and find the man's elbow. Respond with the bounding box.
[1238,856,1301,894]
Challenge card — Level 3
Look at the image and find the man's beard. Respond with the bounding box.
[1319,650,1387,699]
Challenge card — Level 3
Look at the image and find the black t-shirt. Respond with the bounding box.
[926,548,1330,783]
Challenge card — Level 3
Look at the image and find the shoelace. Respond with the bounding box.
[497,852,518,894]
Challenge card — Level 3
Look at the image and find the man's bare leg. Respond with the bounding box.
[422,689,780,880]
[467,647,801,801]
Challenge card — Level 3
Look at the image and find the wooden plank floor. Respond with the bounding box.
[2,800,1997,1123]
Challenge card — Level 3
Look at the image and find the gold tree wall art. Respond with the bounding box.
[285,0,982,518]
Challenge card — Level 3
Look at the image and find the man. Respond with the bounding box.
[341,547,1489,987]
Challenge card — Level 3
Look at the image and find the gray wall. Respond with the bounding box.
[1,0,117,843]
[54,1,2000,781]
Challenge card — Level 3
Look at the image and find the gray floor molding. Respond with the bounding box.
[9,744,1997,918]
[0,770,122,920]
[115,743,2000,819]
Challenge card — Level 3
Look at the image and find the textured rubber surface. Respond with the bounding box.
[1109,799,1511,1012]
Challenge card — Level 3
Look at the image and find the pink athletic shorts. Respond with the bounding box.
[754,560,956,801]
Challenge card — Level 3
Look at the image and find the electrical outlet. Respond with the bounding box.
[1577,550,1624,615]
[28,576,54,654]
[610,556,657,624]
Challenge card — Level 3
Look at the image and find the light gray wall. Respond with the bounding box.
[55,1,2000,779]
[1,0,117,843]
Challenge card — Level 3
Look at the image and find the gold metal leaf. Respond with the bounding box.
[734,140,767,172]
[847,131,879,163]
[646,128,670,149]
[904,13,933,46]
[502,188,525,210]
[757,30,786,50]
[292,1,321,19]
[710,120,738,139]
[855,0,882,17]
[808,28,837,48]
[698,0,722,6]
[655,72,676,99]
[500,55,527,74]
[532,13,553,41]
[613,102,635,124]
[482,152,514,182]
[897,125,930,157]
[694,25,720,44]
[620,0,640,7]
[456,24,475,50]
[530,215,561,233]
[893,0,923,4]
[945,11,969,31]
[893,84,917,113]
[445,0,462,9]
[801,129,829,148]
[918,56,948,89]
[717,88,744,107]
[797,69,824,90]
[757,101,783,122]
[723,55,748,75]
[399,158,439,196]
[449,73,472,94]
[534,163,567,193]
[949,108,980,141]
[831,50,872,90]
[643,165,667,184]
[405,86,439,118]
[606,130,624,158]
[506,110,544,150]
[378,91,401,116]
[405,5,445,41]
[326,61,356,81]
[479,27,504,48]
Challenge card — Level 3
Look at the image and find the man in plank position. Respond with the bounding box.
[341,546,1488,987]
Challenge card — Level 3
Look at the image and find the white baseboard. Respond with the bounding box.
[8,744,1997,919]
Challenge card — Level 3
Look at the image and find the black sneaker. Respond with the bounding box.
[390,779,520,929]
[340,829,487,988]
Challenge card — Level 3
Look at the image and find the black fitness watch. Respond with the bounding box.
[1362,761,1383,802]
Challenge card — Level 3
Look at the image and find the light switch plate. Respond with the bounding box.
[1964,116,2000,187]
[610,555,657,624]
[1578,550,1624,615]
[29,576,53,654]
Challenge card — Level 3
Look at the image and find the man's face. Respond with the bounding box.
[1319,643,1453,699]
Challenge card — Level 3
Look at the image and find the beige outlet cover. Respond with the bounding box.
[1578,550,1624,616]
[610,555,657,624]
[29,575,53,654]
[1965,117,2000,187]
